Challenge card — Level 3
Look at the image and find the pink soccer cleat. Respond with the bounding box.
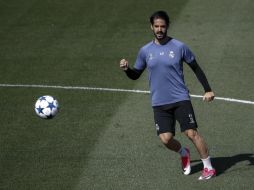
[198,168,216,180]
[181,148,191,175]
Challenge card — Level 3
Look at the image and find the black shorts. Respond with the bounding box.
[153,100,198,135]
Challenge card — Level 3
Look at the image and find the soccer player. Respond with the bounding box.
[119,10,216,180]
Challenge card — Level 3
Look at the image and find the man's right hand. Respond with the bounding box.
[120,59,129,71]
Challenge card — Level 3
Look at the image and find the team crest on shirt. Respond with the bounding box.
[169,51,175,58]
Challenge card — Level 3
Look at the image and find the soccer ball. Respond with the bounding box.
[35,95,59,119]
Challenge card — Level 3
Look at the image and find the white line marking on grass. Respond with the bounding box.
[0,83,254,105]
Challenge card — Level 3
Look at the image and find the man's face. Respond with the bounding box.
[151,18,168,40]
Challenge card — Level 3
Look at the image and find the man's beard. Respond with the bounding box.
[154,31,167,40]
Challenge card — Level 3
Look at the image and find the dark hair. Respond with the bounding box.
[150,10,170,26]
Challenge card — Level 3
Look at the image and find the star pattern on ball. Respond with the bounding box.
[47,101,56,110]
[40,96,47,101]
[36,106,44,114]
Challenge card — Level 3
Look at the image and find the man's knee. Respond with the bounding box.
[184,129,199,141]
[159,132,174,145]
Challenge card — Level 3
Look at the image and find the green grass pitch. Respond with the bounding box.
[0,0,253,189]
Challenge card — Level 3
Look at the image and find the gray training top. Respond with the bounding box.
[134,39,195,106]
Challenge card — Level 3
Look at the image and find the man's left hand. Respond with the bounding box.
[203,91,215,102]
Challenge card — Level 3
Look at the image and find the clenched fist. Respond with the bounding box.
[119,59,129,71]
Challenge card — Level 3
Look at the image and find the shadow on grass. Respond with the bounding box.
[190,153,254,176]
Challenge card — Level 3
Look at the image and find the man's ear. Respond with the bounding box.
[150,25,153,30]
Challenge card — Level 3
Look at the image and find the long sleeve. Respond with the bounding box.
[124,67,144,80]
[187,60,212,92]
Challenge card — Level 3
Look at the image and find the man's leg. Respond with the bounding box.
[184,129,208,159]
[153,104,191,175]
[159,132,181,151]
[159,132,191,175]
[184,129,216,180]
[174,101,216,179]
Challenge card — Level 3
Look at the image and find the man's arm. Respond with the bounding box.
[124,67,143,80]
[187,60,215,102]
[120,59,144,80]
